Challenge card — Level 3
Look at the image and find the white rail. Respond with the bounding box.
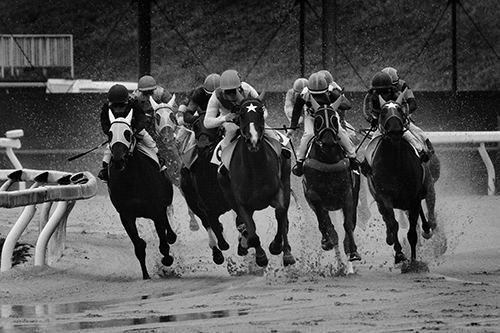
[426,131,500,195]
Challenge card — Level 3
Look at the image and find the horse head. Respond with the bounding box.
[149,95,177,137]
[108,109,135,171]
[310,95,344,160]
[378,89,408,143]
[235,90,266,152]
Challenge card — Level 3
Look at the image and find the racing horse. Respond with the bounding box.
[302,95,361,265]
[366,91,438,268]
[150,97,230,265]
[217,91,296,267]
[107,109,177,279]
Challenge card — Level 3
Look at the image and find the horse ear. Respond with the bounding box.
[396,88,407,105]
[331,94,343,111]
[309,95,320,111]
[125,109,133,124]
[378,94,387,107]
[167,93,176,108]
[258,90,266,102]
[108,109,116,123]
[149,96,159,111]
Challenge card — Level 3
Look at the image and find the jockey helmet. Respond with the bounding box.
[381,67,399,84]
[308,72,328,94]
[138,75,157,92]
[203,73,221,94]
[318,70,334,86]
[371,72,393,90]
[293,78,308,93]
[108,84,129,105]
[220,69,241,90]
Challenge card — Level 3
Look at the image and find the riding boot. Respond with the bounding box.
[419,151,430,163]
[292,160,304,177]
[349,158,360,171]
[97,162,109,181]
[158,154,167,171]
[360,159,371,177]
[218,164,229,176]
[425,138,435,154]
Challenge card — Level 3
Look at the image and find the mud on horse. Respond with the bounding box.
[302,95,362,267]
[366,92,439,269]
[217,91,296,267]
[107,109,177,279]
[150,97,231,265]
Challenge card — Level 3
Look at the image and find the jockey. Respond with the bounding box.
[287,72,358,177]
[318,69,358,143]
[284,77,308,124]
[97,84,159,181]
[204,69,276,151]
[183,73,220,125]
[131,75,175,132]
[360,72,429,175]
[382,66,434,157]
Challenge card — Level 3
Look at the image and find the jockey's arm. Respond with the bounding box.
[290,96,306,129]
[284,89,294,119]
[129,98,147,133]
[183,100,200,124]
[100,103,111,135]
[204,93,229,129]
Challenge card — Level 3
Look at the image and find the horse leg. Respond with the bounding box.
[120,213,150,280]
[305,193,338,251]
[207,212,230,251]
[342,199,361,262]
[235,215,249,256]
[153,214,174,268]
[239,208,268,267]
[407,203,421,262]
[424,181,437,230]
[376,201,406,264]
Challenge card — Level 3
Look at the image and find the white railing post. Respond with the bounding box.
[426,131,500,195]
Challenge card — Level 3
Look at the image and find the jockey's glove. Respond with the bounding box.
[370,117,378,130]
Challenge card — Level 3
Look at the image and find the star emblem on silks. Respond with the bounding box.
[246,103,258,112]
[386,102,398,109]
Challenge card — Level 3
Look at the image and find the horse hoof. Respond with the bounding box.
[386,232,395,246]
[269,240,283,255]
[143,274,151,280]
[237,241,248,256]
[162,255,174,267]
[321,239,335,251]
[394,253,407,265]
[218,239,230,251]
[283,253,296,266]
[349,252,362,261]
[212,247,224,265]
[167,232,177,245]
[422,230,433,239]
[256,248,268,267]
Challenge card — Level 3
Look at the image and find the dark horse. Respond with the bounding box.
[107,109,177,279]
[148,97,231,265]
[302,95,362,269]
[218,92,296,267]
[366,92,439,268]
[178,114,231,265]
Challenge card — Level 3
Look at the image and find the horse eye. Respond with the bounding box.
[124,129,132,142]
